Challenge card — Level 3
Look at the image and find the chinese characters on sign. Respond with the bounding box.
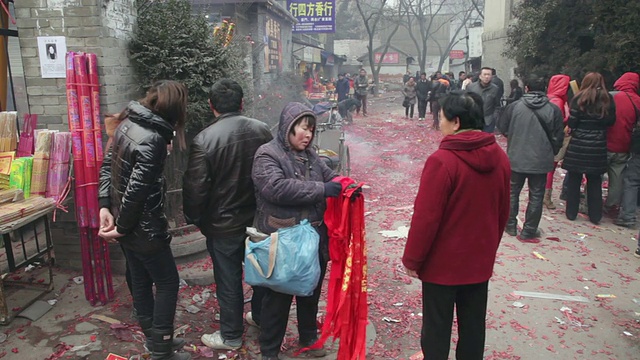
[374,52,399,64]
[264,17,282,73]
[287,0,335,33]
[449,50,465,60]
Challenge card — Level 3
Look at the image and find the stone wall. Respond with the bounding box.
[13,0,138,271]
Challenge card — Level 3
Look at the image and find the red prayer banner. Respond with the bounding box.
[299,176,367,359]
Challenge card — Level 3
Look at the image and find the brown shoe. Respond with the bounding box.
[544,189,556,210]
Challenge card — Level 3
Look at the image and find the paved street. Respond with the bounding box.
[0,95,638,359]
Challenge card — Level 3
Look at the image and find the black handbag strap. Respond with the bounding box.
[531,107,555,149]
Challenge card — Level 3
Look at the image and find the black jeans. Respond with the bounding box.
[259,253,328,357]
[507,172,546,236]
[405,104,415,118]
[356,93,367,115]
[123,246,180,333]
[206,234,246,341]
[421,281,488,360]
[566,172,602,223]
[418,99,428,118]
[431,101,441,129]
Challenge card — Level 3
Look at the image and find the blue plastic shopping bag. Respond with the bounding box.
[245,220,321,297]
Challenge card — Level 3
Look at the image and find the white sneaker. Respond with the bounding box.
[245,312,260,328]
[201,331,241,350]
[418,117,425,121]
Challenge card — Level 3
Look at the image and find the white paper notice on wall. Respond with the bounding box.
[37,36,67,78]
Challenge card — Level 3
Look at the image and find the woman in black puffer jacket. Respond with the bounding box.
[562,72,616,224]
[98,81,191,360]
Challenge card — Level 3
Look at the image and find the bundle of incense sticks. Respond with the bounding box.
[66,51,113,306]
[46,132,72,200]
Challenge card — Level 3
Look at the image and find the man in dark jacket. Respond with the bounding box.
[182,79,273,350]
[491,68,505,102]
[467,67,501,132]
[416,72,431,121]
[498,75,564,241]
[354,69,369,116]
[335,73,350,102]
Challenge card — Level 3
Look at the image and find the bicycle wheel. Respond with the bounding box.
[340,145,351,177]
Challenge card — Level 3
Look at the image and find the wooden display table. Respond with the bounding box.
[0,204,55,324]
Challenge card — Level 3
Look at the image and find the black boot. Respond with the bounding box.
[152,329,191,360]
[139,317,186,354]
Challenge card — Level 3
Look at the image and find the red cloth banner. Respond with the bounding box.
[299,176,368,359]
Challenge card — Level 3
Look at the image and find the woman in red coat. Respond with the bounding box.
[402,91,511,360]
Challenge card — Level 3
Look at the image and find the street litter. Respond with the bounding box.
[596,294,616,299]
[555,317,565,325]
[90,314,121,324]
[382,317,401,323]
[179,278,188,288]
[47,299,57,306]
[632,298,639,304]
[72,276,84,285]
[393,302,403,307]
[623,331,633,337]
[512,302,525,308]
[532,252,547,260]
[409,351,424,360]
[560,306,572,313]
[25,264,36,272]
[512,291,589,303]
[379,226,410,238]
[185,305,201,314]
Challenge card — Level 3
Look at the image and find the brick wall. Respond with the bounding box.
[14,0,137,272]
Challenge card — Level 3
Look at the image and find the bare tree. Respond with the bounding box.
[355,0,403,94]
[400,0,451,74]
[433,0,480,71]
[471,0,484,19]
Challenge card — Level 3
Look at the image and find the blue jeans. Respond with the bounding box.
[618,154,640,223]
[206,234,246,341]
[123,246,180,333]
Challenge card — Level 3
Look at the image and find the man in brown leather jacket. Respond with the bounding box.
[182,79,272,350]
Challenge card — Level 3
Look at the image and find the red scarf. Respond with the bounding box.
[298,177,367,359]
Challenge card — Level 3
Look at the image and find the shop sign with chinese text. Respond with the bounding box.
[374,52,399,64]
[287,0,336,33]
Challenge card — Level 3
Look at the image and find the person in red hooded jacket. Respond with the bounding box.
[544,74,571,209]
[610,73,640,227]
[606,73,640,220]
[402,90,511,360]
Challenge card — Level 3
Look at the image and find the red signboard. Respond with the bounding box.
[374,52,399,64]
[449,50,465,59]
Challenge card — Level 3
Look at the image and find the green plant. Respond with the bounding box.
[129,0,249,132]
[505,0,640,83]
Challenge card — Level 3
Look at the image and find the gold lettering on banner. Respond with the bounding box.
[342,255,353,291]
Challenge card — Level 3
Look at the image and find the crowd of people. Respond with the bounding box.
[96,65,640,360]
[401,68,640,360]
[497,71,640,250]
[99,79,341,360]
